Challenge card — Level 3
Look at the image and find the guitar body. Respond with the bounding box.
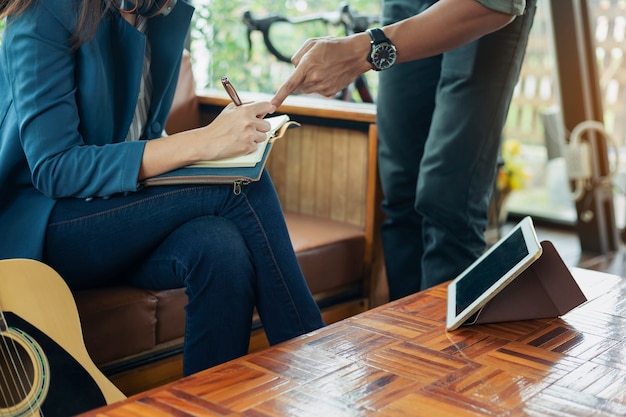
[0,259,125,417]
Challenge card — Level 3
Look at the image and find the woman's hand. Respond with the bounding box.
[197,101,275,161]
[138,100,275,180]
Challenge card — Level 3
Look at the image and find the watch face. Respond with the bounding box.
[372,43,397,70]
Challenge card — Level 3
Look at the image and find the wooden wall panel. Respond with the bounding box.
[346,130,368,225]
[329,129,349,222]
[314,129,333,219]
[266,124,370,228]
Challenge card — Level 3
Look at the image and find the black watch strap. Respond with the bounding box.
[367,28,390,44]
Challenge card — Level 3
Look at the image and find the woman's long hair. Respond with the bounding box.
[0,0,108,47]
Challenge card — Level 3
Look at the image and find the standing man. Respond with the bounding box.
[272,0,537,299]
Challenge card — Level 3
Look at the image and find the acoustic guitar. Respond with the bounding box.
[0,259,126,417]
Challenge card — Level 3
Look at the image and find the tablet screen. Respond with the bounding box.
[446,216,542,331]
[455,227,528,315]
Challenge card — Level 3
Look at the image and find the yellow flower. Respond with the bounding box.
[497,139,527,191]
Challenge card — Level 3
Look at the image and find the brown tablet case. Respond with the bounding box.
[470,240,587,325]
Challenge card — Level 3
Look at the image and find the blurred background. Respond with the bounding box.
[2,0,625,233]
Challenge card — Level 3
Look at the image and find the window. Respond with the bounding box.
[503,2,577,224]
[189,0,380,100]
[505,0,626,231]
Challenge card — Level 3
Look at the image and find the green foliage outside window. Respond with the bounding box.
[189,0,381,98]
[0,2,380,97]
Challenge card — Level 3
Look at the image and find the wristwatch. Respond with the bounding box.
[366,28,397,71]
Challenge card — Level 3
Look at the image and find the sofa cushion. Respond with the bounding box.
[74,286,157,365]
[154,288,186,344]
[284,212,365,294]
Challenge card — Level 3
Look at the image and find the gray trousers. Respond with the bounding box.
[377,0,538,299]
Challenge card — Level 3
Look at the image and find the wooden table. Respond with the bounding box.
[80,268,626,416]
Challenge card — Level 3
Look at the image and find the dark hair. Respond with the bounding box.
[0,0,109,47]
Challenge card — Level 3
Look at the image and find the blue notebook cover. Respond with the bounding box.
[142,119,297,187]
[142,141,274,186]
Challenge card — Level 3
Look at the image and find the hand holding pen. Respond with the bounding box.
[218,75,275,145]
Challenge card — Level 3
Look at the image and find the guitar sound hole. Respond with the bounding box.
[0,333,38,408]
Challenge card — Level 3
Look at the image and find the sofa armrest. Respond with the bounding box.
[165,50,202,134]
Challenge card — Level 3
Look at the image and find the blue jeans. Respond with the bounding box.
[43,172,324,375]
[377,0,537,299]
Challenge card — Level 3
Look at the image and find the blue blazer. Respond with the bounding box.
[0,0,194,259]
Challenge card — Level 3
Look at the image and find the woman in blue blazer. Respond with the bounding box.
[0,0,324,375]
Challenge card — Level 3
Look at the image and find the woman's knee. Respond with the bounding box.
[189,216,249,257]
[169,216,255,293]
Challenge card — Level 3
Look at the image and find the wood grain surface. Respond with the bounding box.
[79,267,626,417]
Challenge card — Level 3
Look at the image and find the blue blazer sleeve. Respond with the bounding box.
[2,0,194,199]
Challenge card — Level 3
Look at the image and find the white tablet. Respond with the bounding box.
[446,216,542,331]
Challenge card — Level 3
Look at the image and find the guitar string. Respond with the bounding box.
[0,308,37,415]
[0,338,16,415]
[0,314,30,415]
[0,313,39,416]
[0,310,21,413]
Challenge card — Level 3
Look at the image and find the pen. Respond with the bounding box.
[221,76,242,106]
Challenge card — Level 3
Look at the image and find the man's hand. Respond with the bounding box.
[271,34,372,108]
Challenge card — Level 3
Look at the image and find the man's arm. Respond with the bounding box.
[271,0,518,107]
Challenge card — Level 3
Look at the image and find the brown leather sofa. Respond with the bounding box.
[72,52,383,395]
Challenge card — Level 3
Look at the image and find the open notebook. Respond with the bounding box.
[142,114,298,187]
[187,114,290,168]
